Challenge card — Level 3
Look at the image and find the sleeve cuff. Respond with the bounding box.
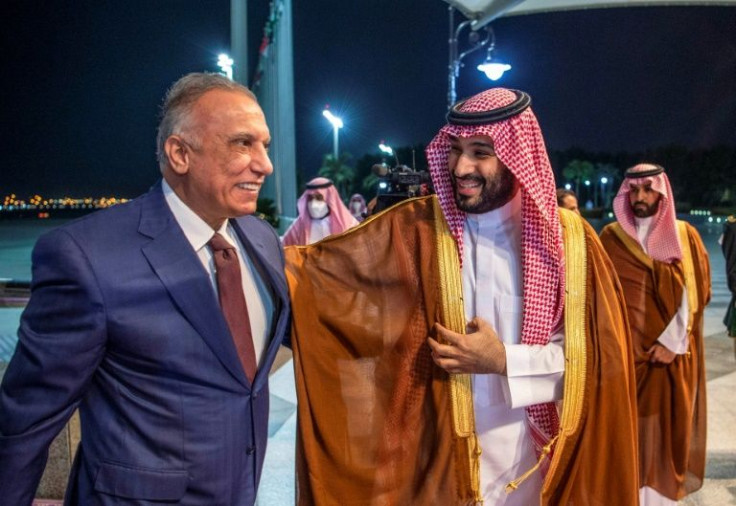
[502,343,564,409]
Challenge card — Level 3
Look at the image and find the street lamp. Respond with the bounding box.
[322,108,343,159]
[378,142,393,156]
[217,53,234,80]
[379,142,400,167]
[600,176,609,208]
[583,179,591,207]
[476,28,511,81]
[447,6,510,108]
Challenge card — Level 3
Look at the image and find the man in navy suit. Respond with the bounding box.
[0,72,291,505]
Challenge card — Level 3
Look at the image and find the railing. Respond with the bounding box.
[0,279,30,307]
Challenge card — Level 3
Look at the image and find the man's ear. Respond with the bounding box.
[164,135,190,175]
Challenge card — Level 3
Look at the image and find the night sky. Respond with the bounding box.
[2,1,735,198]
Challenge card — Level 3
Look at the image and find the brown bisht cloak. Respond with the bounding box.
[285,197,638,505]
[600,221,711,500]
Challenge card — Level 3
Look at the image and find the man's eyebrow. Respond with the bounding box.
[468,141,494,149]
[227,132,254,142]
[447,135,494,149]
[228,133,271,146]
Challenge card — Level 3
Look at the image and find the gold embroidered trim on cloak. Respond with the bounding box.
[677,221,699,327]
[609,222,654,269]
[506,208,588,494]
[432,196,482,504]
[542,208,588,484]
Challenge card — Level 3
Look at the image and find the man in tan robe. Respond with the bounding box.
[285,89,639,505]
[600,163,711,505]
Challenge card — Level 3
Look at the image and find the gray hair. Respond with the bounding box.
[156,72,256,171]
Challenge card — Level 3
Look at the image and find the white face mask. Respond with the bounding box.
[307,200,329,219]
[350,202,363,214]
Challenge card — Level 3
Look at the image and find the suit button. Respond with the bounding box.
[246,446,255,455]
[252,392,258,400]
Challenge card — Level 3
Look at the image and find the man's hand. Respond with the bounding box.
[428,317,506,375]
[648,343,677,364]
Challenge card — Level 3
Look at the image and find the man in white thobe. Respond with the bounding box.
[426,88,570,505]
[462,192,565,505]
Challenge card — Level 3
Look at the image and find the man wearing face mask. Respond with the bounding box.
[282,177,359,246]
[600,163,711,505]
[348,193,367,222]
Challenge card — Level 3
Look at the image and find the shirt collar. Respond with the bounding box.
[634,216,653,231]
[465,190,522,226]
[162,179,228,252]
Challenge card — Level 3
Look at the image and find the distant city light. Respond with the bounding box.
[217,53,234,80]
[477,61,511,81]
[1,193,129,215]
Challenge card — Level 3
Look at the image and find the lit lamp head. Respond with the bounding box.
[217,53,234,80]
[378,142,393,156]
[476,27,511,81]
[477,60,511,81]
[322,109,344,129]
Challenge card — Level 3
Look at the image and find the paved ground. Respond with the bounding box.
[681,325,736,506]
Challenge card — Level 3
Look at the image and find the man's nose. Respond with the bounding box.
[453,153,474,177]
[251,145,274,176]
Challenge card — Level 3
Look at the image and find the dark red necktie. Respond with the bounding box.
[209,232,257,382]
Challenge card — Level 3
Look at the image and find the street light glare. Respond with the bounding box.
[601,177,609,184]
[378,143,393,156]
[322,109,343,129]
[217,53,234,80]
[477,61,511,81]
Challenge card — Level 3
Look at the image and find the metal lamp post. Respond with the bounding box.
[447,6,511,109]
[322,109,343,160]
[600,176,609,208]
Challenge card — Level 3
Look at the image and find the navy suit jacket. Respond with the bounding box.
[0,182,291,505]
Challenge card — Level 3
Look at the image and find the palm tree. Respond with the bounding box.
[318,152,354,201]
[562,160,595,199]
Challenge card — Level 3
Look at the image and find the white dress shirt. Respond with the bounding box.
[162,180,274,367]
[462,192,565,505]
[635,217,689,354]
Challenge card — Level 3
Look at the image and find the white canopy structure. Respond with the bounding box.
[445,0,736,29]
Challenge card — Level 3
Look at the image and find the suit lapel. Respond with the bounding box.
[232,219,290,386]
[232,220,289,306]
[139,184,250,388]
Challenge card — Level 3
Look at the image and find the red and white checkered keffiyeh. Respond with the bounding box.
[612,164,682,263]
[426,88,564,461]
